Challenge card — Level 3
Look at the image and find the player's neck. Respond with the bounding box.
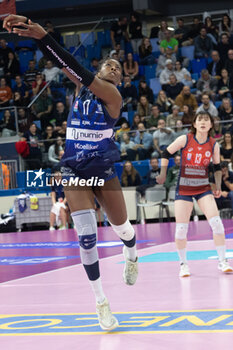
[195,131,208,144]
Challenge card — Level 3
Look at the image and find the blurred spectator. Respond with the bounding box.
[173,119,189,138]
[207,51,224,79]
[137,95,152,121]
[156,51,176,77]
[214,161,233,212]
[12,91,28,107]
[185,17,203,45]
[0,158,10,189]
[218,97,233,134]
[4,52,20,78]
[129,12,143,53]
[57,120,67,137]
[159,59,174,86]
[212,116,223,142]
[138,79,154,104]
[32,89,53,128]
[110,16,129,50]
[21,122,43,170]
[115,120,130,142]
[44,20,62,44]
[220,132,233,162]
[162,73,184,100]
[131,113,141,131]
[204,16,219,45]
[194,27,213,58]
[48,136,64,166]
[133,122,153,160]
[166,105,181,128]
[225,49,233,76]
[139,37,155,65]
[152,118,175,157]
[42,124,57,153]
[164,154,181,190]
[120,75,138,111]
[12,75,30,102]
[0,39,13,67]
[146,104,165,129]
[219,14,233,37]
[43,60,61,83]
[120,132,136,161]
[196,93,218,117]
[174,60,193,87]
[123,52,139,80]
[0,77,12,107]
[181,104,194,128]
[156,90,174,113]
[0,109,15,137]
[174,18,189,47]
[38,55,48,70]
[218,68,233,99]
[217,33,232,62]
[160,30,178,56]
[32,72,50,96]
[49,169,67,231]
[196,69,218,100]
[24,60,39,87]
[18,108,33,134]
[175,86,198,111]
[90,58,99,74]
[51,101,68,129]
[158,21,168,43]
[121,160,142,186]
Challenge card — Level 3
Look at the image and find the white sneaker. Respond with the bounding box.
[49,226,55,231]
[218,259,233,273]
[179,263,190,277]
[59,225,66,230]
[96,298,119,331]
[123,246,138,285]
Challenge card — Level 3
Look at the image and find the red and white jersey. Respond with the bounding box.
[178,133,216,195]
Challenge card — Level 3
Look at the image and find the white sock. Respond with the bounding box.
[89,277,106,304]
[177,248,187,264]
[126,245,137,262]
[216,245,226,262]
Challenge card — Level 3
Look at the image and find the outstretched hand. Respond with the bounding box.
[3,15,47,40]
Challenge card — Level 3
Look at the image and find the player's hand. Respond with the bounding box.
[213,189,221,198]
[3,14,27,32]
[12,20,47,39]
[156,174,166,184]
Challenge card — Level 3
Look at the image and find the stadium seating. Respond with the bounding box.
[149,78,162,96]
[181,46,195,61]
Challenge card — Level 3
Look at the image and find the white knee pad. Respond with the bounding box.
[175,223,189,240]
[110,219,135,241]
[208,216,224,235]
[71,209,98,265]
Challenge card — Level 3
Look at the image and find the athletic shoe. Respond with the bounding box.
[218,259,233,273]
[179,263,190,277]
[49,226,55,231]
[59,225,66,230]
[123,246,138,285]
[96,298,119,331]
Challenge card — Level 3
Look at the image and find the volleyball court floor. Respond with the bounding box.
[0,220,233,350]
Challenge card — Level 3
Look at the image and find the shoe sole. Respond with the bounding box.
[219,267,233,273]
[123,246,138,285]
[179,273,190,277]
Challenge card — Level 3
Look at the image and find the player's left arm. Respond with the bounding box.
[212,142,222,197]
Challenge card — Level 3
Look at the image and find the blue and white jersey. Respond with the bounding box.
[61,86,120,174]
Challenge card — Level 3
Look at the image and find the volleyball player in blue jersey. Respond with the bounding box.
[4,14,138,331]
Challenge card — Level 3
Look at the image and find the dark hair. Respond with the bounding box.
[222,131,233,148]
[121,161,138,186]
[222,14,231,32]
[190,111,214,136]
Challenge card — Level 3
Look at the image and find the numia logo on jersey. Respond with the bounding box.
[72,128,104,140]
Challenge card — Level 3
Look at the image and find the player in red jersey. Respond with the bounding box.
[157,111,233,277]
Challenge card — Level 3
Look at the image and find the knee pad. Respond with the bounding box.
[175,223,188,240]
[209,216,224,235]
[110,219,135,242]
[71,209,98,265]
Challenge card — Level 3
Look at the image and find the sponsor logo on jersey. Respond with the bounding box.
[74,143,99,150]
[188,148,193,152]
[67,127,113,142]
[73,100,79,112]
[205,151,211,157]
[187,153,192,161]
[82,120,91,126]
[203,159,210,166]
[71,120,80,126]
[94,121,107,126]
[198,147,202,151]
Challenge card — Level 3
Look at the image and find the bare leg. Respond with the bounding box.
[50,212,56,227]
[60,207,67,227]
[174,200,193,250]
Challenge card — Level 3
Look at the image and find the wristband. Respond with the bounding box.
[162,148,172,159]
[36,33,95,86]
[213,163,221,172]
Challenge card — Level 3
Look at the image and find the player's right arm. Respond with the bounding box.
[156,135,187,184]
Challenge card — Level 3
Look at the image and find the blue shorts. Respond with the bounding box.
[175,190,213,202]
